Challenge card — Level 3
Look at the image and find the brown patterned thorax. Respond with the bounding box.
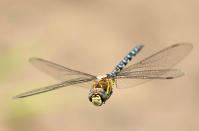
[92,77,113,90]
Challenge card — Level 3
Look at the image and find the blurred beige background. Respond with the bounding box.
[0,0,198,131]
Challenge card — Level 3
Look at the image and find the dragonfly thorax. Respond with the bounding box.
[88,76,115,106]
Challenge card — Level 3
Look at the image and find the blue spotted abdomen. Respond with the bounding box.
[109,45,143,77]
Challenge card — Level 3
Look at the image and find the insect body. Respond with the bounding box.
[88,45,143,106]
[13,43,193,106]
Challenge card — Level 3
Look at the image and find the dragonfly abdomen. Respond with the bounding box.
[110,45,143,77]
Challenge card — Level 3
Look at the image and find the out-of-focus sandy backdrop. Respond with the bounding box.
[0,0,198,131]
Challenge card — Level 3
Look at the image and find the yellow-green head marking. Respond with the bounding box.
[91,95,103,106]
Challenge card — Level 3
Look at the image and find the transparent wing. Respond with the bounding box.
[119,43,193,73]
[115,69,184,89]
[13,77,93,98]
[117,69,184,79]
[116,43,193,88]
[29,57,96,81]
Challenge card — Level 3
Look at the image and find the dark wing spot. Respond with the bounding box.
[166,77,174,79]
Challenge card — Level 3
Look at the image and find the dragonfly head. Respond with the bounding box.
[91,94,103,106]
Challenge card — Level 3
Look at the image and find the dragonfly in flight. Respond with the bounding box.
[13,43,193,106]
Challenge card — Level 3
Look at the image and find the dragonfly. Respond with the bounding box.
[13,43,193,106]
